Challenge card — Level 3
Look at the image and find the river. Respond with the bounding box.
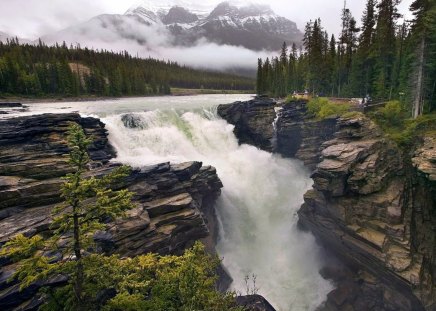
[4,95,333,310]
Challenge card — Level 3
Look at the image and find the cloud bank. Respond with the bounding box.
[0,0,414,40]
[41,14,273,71]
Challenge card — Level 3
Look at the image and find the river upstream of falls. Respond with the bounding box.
[4,95,333,310]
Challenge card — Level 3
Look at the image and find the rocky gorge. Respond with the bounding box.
[0,97,434,311]
[0,113,228,310]
[218,97,436,311]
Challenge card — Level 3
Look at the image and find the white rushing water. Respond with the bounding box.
[6,95,333,310]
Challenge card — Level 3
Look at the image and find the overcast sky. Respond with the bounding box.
[0,0,414,39]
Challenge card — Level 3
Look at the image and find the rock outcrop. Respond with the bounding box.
[235,295,276,311]
[298,115,426,310]
[217,98,337,169]
[0,113,223,310]
[275,100,337,169]
[218,98,436,310]
[0,103,28,115]
[217,96,276,152]
[413,135,436,183]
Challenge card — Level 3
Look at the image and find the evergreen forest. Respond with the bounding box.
[0,40,254,98]
[256,0,436,117]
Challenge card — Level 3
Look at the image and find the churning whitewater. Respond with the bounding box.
[103,104,332,311]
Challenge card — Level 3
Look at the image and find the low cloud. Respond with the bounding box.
[42,15,273,71]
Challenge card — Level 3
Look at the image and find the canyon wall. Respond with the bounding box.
[218,98,436,311]
[0,113,223,310]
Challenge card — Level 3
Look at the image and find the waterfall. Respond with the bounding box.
[103,107,333,311]
[271,106,283,152]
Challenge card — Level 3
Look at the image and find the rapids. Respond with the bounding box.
[5,95,333,310]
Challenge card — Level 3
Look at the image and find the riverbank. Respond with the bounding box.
[171,88,253,96]
[0,89,254,104]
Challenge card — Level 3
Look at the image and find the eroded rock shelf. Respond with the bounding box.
[0,113,223,310]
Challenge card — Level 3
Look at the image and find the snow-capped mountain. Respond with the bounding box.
[126,0,221,18]
[123,1,303,50]
[41,1,301,52]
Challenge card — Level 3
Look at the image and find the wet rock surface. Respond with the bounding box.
[236,295,276,311]
[275,100,338,169]
[220,98,436,310]
[299,115,434,310]
[0,103,29,116]
[217,96,276,152]
[413,135,436,183]
[0,113,224,310]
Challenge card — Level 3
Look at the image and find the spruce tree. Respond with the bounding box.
[410,0,436,116]
[359,0,377,96]
[373,0,401,99]
[256,58,263,94]
[0,123,135,309]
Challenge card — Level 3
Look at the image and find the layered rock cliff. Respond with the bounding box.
[0,113,223,310]
[218,98,436,310]
[217,97,276,152]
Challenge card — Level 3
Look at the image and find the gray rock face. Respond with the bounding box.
[218,98,436,310]
[162,6,199,24]
[217,96,276,152]
[413,135,436,183]
[298,115,426,310]
[275,100,337,168]
[0,113,223,310]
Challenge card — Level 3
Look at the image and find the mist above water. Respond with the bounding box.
[2,95,332,309]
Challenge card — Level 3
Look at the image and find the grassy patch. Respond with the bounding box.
[369,101,436,148]
[284,95,299,103]
[307,97,351,119]
[341,111,365,119]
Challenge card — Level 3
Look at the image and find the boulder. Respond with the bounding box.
[236,295,276,311]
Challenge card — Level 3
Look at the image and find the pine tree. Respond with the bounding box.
[339,5,359,96]
[373,0,401,99]
[359,0,377,96]
[0,123,135,309]
[256,58,263,94]
[410,0,436,116]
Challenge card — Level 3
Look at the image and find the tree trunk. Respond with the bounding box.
[430,79,436,112]
[413,36,426,118]
[73,202,84,309]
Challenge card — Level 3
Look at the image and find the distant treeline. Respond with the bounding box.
[257,0,436,117]
[0,39,254,97]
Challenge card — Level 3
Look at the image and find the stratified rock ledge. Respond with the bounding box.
[219,98,436,311]
[0,113,223,310]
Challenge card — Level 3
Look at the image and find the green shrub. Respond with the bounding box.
[369,102,436,148]
[102,242,242,311]
[379,101,405,126]
[307,97,351,119]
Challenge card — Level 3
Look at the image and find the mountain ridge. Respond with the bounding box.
[41,1,302,52]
